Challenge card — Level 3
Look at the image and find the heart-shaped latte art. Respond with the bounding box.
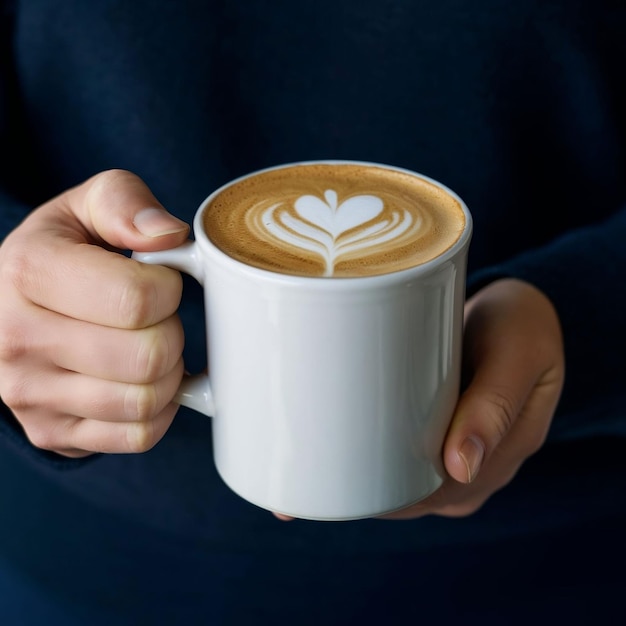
[293,190,384,238]
[260,189,419,276]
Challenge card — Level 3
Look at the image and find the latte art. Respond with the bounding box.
[255,189,421,276]
[203,163,466,278]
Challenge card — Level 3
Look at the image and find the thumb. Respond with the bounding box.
[66,169,189,251]
[441,279,561,485]
[443,375,528,484]
[442,290,532,485]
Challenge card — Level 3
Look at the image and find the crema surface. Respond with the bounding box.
[203,164,466,278]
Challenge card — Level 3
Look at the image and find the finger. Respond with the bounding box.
[4,302,184,383]
[5,169,188,328]
[463,363,563,484]
[401,379,560,519]
[381,355,563,520]
[23,402,180,456]
[11,358,184,425]
[443,364,536,485]
[53,313,184,384]
[443,280,563,484]
[65,169,189,251]
[5,228,184,329]
[71,401,179,454]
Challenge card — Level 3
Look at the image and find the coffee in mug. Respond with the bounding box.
[203,162,466,277]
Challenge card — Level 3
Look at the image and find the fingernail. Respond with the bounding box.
[133,207,188,237]
[458,436,485,483]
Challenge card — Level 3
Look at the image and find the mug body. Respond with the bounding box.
[192,162,472,520]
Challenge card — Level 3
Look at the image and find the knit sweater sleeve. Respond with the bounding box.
[0,2,98,469]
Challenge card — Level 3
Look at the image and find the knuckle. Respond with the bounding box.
[125,383,158,422]
[25,423,58,452]
[125,420,157,453]
[0,376,32,411]
[134,327,170,383]
[485,388,518,439]
[1,248,34,295]
[86,169,136,207]
[132,317,183,383]
[115,270,159,330]
[0,322,27,363]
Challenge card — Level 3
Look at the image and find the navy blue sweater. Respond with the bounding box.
[1,1,625,624]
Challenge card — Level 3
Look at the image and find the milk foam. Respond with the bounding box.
[203,164,466,278]
[256,189,420,276]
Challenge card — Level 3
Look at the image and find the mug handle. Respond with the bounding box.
[132,242,215,417]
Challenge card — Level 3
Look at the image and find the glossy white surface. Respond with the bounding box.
[134,161,472,520]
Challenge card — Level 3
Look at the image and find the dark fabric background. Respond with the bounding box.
[1,1,625,623]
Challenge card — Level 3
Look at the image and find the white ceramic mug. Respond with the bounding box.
[133,161,472,520]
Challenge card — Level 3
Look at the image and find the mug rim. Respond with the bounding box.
[193,159,473,287]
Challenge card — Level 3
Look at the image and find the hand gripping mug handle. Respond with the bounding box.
[132,242,215,417]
